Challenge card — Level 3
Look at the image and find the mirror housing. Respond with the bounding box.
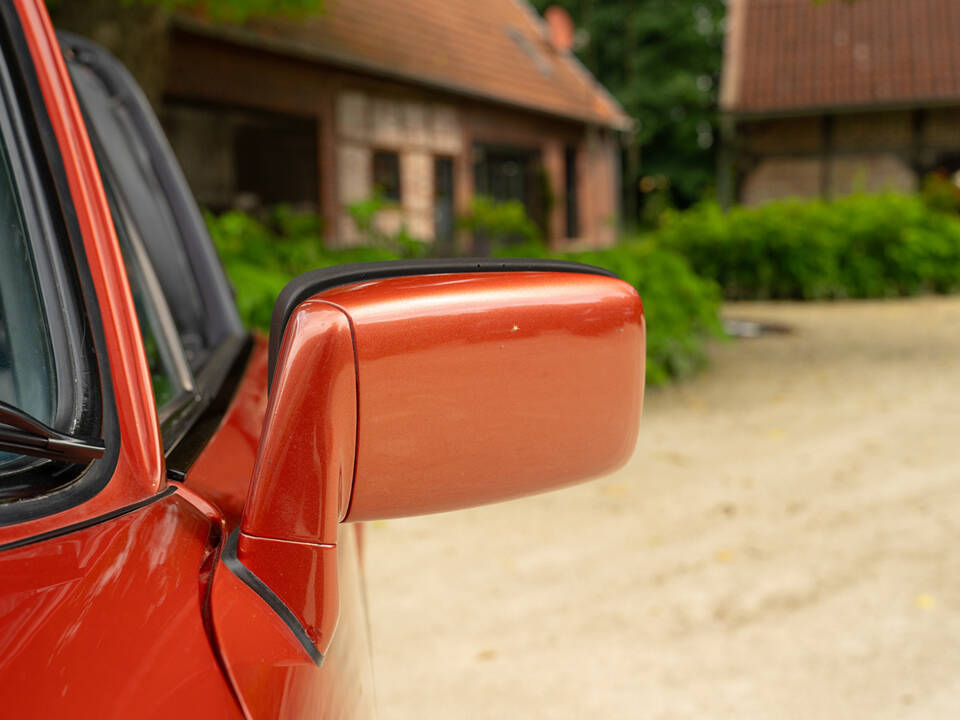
[231,260,644,661]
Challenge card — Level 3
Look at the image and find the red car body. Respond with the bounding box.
[0,1,644,717]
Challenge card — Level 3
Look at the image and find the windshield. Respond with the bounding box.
[0,130,56,466]
[0,133,55,424]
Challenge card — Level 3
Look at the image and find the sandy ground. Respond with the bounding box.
[365,297,960,719]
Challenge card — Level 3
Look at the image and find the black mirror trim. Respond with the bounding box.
[268,258,617,389]
[220,528,325,666]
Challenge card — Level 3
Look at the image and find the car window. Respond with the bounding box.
[67,60,212,370]
[0,131,56,441]
[100,173,189,409]
[0,26,102,494]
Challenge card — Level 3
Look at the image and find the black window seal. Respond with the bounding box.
[0,4,120,526]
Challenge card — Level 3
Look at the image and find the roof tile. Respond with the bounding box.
[724,0,960,113]
[175,0,630,129]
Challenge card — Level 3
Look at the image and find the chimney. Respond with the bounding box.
[544,6,575,53]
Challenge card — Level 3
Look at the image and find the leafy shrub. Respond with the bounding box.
[346,192,429,258]
[207,207,401,328]
[208,207,723,386]
[655,194,960,300]
[920,172,960,215]
[457,195,541,245]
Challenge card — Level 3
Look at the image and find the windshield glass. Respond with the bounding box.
[0,133,55,423]
[0,130,56,465]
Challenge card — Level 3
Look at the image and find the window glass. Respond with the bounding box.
[68,63,211,369]
[373,150,402,202]
[564,145,579,238]
[101,175,185,409]
[0,131,56,469]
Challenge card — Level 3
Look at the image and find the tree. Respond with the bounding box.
[531,0,726,219]
[46,0,322,107]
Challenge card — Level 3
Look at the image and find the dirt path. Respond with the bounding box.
[365,297,960,719]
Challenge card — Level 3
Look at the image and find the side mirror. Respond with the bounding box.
[227,259,644,662]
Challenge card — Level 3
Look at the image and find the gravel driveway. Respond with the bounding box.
[365,297,960,719]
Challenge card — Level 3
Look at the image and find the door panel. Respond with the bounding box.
[0,493,241,718]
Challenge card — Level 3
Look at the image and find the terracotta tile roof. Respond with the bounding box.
[722,0,960,115]
[174,0,630,130]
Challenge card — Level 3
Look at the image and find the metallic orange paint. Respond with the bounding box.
[0,492,242,718]
[210,526,375,719]
[237,532,339,652]
[231,269,643,679]
[185,336,376,713]
[243,304,357,545]
[322,271,643,521]
[186,336,270,527]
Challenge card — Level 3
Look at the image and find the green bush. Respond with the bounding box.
[346,192,429,258]
[207,208,401,328]
[921,172,960,215]
[458,195,541,245]
[655,194,960,300]
[208,208,723,386]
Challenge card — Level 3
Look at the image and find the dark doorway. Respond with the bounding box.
[434,156,455,252]
[162,101,319,212]
[564,145,579,239]
[472,143,544,253]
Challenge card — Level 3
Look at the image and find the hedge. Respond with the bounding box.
[655,194,960,300]
[206,209,723,386]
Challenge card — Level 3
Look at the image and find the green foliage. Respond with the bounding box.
[457,195,542,245]
[207,207,400,328]
[655,194,960,300]
[492,237,724,386]
[208,207,722,386]
[920,172,960,214]
[530,0,726,207]
[345,193,429,258]
[45,0,322,22]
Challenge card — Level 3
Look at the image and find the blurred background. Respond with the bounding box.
[51,0,960,716]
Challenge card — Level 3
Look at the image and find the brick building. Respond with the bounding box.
[160,0,630,249]
[720,0,960,206]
